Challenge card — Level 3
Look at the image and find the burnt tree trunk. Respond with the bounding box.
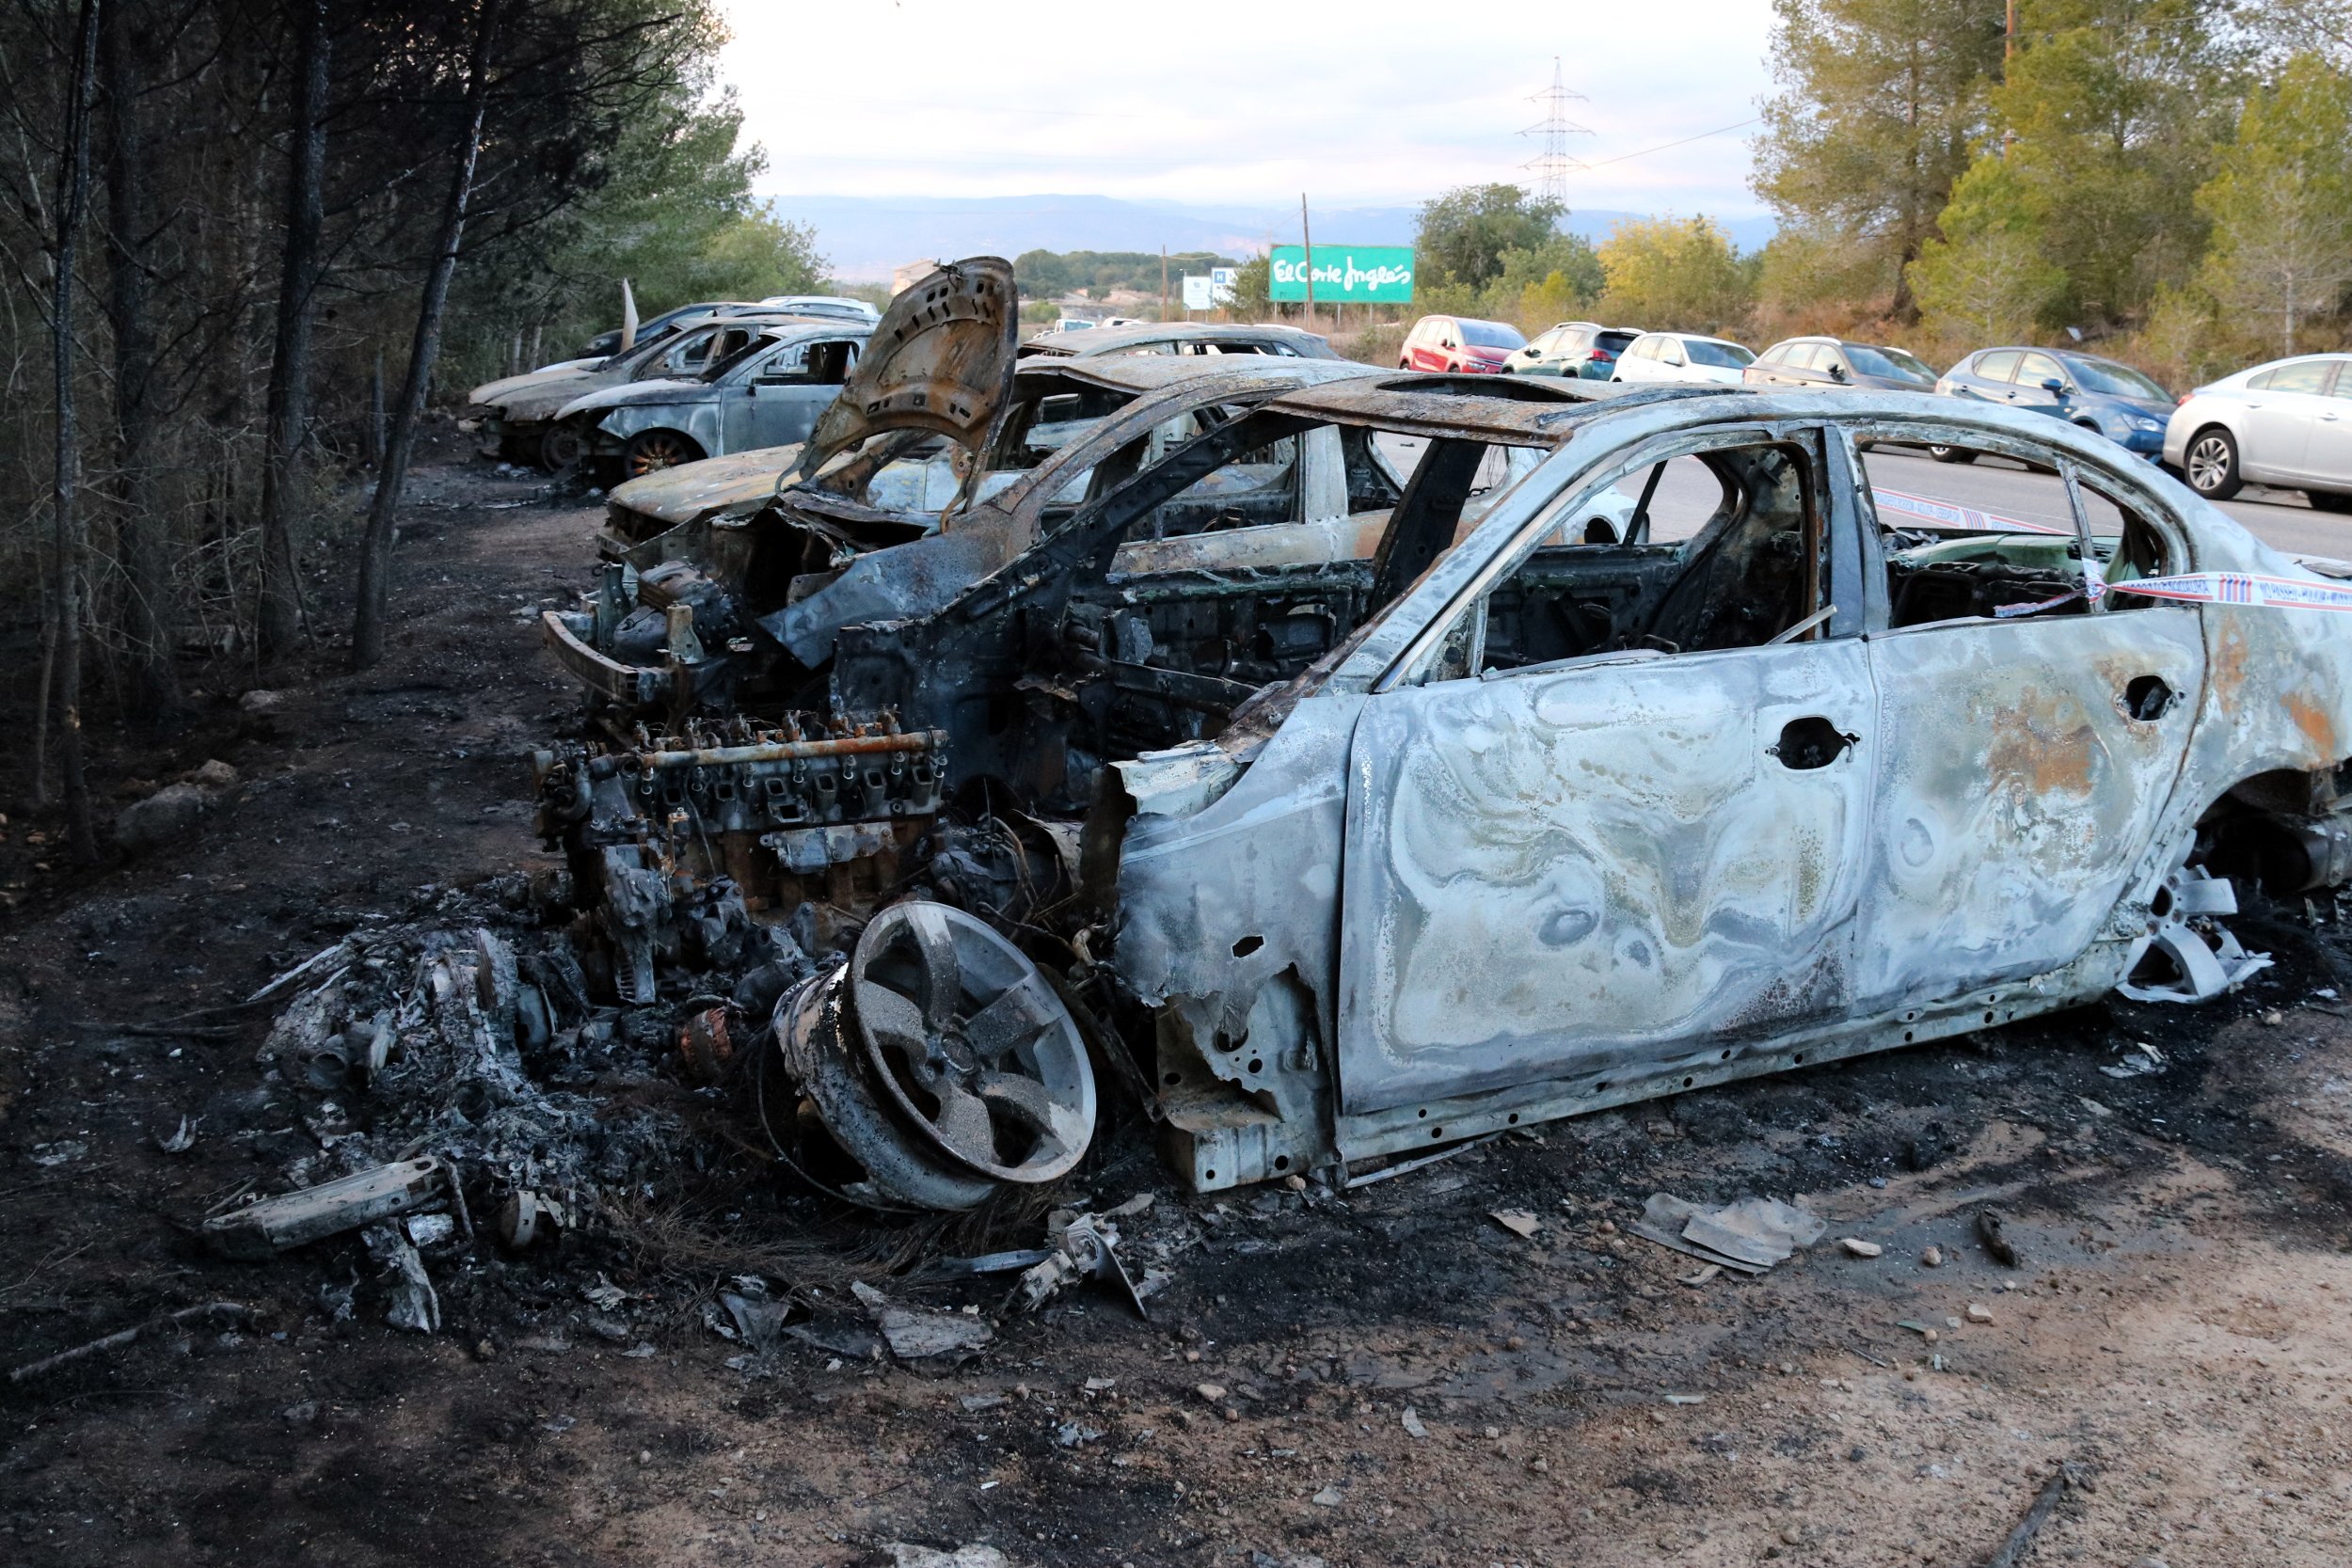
[257,0,330,658]
[52,0,103,862]
[350,0,497,671]
[101,0,181,725]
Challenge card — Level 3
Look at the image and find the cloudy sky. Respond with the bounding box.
[716,0,1779,216]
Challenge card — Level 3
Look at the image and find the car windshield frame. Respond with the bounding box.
[2066,356,2167,400]
[1459,321,1528,350]
[1684,339,1754,369]
[701,329,801,384]
[1848,344,1934,382]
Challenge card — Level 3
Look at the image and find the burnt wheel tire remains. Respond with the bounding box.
[622,428,702,479]
[850,900,1095,1184]
[540,422,586,472]
[768,968,998,1211]
[2184,426,2242,499]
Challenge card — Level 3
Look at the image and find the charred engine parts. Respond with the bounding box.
[762,901,1096,1211]
[532,716,946,1003]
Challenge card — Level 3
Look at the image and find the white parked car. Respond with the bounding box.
[1610,331,1756,387]
[2164,353,2352,511]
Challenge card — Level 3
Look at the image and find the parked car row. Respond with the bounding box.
[1398,312,2352,512]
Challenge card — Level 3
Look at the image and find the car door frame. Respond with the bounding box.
[2241,360,2338,483]
[1330,417,1883,1120]
[1844,423,2208,1010]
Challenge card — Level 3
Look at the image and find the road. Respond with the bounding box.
[1867,446,2352,560]
[1375,432,2352,555]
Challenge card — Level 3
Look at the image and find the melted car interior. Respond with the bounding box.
[1854,438,2175,626]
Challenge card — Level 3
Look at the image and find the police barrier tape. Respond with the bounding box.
[1868,487,2352,616]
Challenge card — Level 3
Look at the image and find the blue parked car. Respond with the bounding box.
[1932,346,2173,462]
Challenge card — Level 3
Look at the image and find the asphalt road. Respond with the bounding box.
[1387,431,2352,558]
[1866,445,2352,561]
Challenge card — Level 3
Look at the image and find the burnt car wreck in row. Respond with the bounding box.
[521,258,2352,1211]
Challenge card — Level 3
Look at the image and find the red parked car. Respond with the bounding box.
[1399,314,1525,373]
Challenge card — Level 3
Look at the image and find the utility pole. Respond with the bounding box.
[1299,193,1314,330]
[2002,0,2018,154]
[1160,245,1168,323]
[1520,56,1591,209]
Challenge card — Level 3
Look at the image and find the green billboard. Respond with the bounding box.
[1267,245,1415,303]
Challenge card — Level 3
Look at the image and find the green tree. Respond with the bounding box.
[1596,216,1753,330]
[1951,0,2244,329]
[1754,0,2008,317]
[1908,159,2067,340]
[1488,231,1604,319]
[1755,225,1901,323]
[2191,53,2352,356]
[1413,183,1563,290]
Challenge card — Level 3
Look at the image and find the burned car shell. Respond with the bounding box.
[1086,385,2352,1190]
[1017,321,1342,361]
[475,312,811,466]
[557,321,873,474]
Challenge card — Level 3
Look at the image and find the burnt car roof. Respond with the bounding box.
[1013,351,1379,396]
[1254,374,1728,442]
[1019,321,1339,359]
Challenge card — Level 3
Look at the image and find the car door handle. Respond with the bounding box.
[1766,716,1858,769]
[2121,675,2178,721]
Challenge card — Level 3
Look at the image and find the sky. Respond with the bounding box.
[715,0,1780,217]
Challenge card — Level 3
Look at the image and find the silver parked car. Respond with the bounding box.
[2164,353,2352,510]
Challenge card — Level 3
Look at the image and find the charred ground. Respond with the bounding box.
[3,442,2349,1567]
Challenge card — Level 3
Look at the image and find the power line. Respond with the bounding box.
[1577,116,1762,171]
[1519,57,1592,206]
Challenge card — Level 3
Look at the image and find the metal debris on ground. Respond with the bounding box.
[852,1280,993,1361]
[2100,1041,2167,1079]
[1489,1208,1540,1239]
[1010,1210,1153,1319]
[1629,1193,1825,1275]
[202,1158,448,1259]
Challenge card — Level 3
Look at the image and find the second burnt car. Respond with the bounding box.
[526,259,2352,1212]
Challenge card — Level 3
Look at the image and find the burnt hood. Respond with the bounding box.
[794,257,1019,486]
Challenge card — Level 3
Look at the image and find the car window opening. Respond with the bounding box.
[1461,439,1826,678]
[1854,438,2171,627]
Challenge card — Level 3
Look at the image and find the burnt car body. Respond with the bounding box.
[1016,321,1342,361]
[474,311,827,470]
[527,260,2352,1211]
[552,318,876,482]
[580,321,1353,542]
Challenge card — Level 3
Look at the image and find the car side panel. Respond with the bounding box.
[1856,610,2207,1006]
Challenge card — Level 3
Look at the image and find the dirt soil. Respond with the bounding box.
[4,441,2351,1568]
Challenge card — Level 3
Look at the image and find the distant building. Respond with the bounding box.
[892,260,941,296]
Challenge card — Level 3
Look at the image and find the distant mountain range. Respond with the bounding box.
[772,193,1778,280]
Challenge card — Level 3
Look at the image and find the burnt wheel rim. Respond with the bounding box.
[626,433,695,478]
[541,427,584,469]
[849,900,1094,1183]
[2186,436,2232,492]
